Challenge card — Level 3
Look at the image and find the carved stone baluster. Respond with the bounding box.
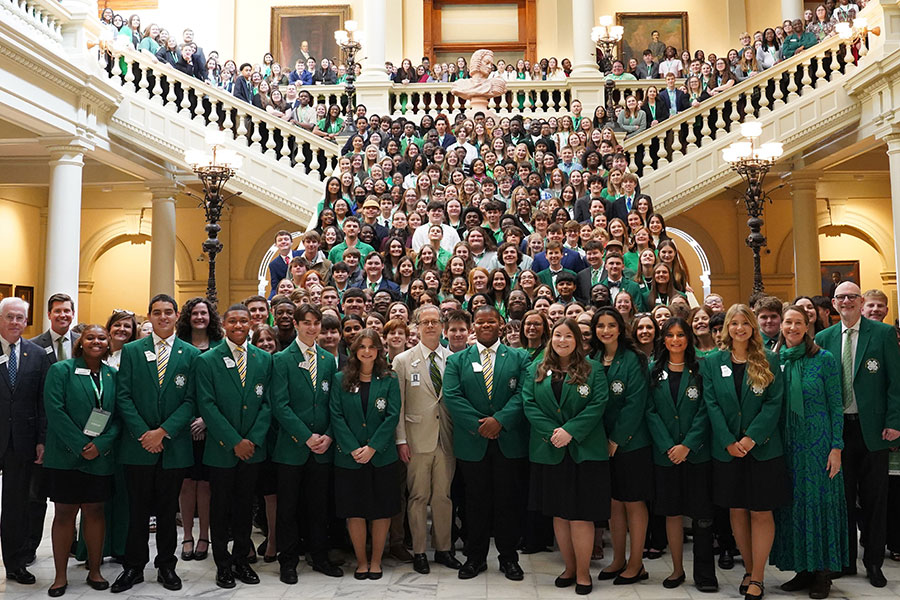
[179,82,192,114]
[324,155,334,177]
[279,129,291,164]
[222,104,234,134]
[729,96,741,130]
[758,83,770,115]
[642,141,654,174]
[310,147,321,175]
[685,119,698,152]
[786,64,799,101]
[814,53,827,87]
[250,117,263,151]
[264,124,276,157]
[393,92,403,115]
[151,71,163,104]
[235,111,248,144]
[700,109,712,145]
[123,59,135,89]
[138,66,150,98]
[801,58,813,91]
[714,106,726,138]
[628,152,638,174]
[294,142,308,174]
[772,74,785,108]
[671,126,683,160]
[656,131,668,167]
[193,88,205,122]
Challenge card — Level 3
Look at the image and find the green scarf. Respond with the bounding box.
[779,344,806,421]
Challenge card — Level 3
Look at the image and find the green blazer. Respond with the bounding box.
[645,363,711,466]
[600,348,650,452]
[329,371,400,469]
[444,344,531,461]
[116,336,200,469]
[537,267,576,288]
[271,342,337,465]
[600,278,648,312]
[816,318,900,451]
[43,358,119,475]
[522,358,609,465]
[701,349,784,462]
[194,342,272,467]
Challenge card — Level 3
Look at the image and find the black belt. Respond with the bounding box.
[844,413,860,421]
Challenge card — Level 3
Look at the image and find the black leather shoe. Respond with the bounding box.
[232,564,260,585]
[718,550,735,570]
[312,560,343,578]
[156,567,182,591]
[47,584,67,597]
[215,568,235,589]
[193,539,209,561]
[613,568,649,585]
[696,579,720,593]
[279,567,298,585]
[576,582,593,595]
[809,571,831,599]
[745,579,765,600]
[6,567,36,585]
[866,565,887,588]
[367,570,383,580]
[111,568,143,593]
[434,550,462,569]
[85,576,109,591]
[663,573,686,589]
[781,571,813,592]
[458,561,487,579]
[597,567,624,581]
[413,554,430,574]
[499,560,524,581]
[353,569,368,580]
[555,575,575,588]
[180,540,194,561]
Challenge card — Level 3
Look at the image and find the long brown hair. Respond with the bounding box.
[775,305,821,358]
[536,318,591,386]
[342,328,391,391]
[720,304,774,389]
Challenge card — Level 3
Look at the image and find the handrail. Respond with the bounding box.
[2,0,71,43]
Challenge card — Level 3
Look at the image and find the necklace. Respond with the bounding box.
[731,354,747,364]
[668,360,685,366]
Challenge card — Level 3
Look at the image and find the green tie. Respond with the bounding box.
[370,281,378,292]
[56,336,66,361]
[841,328,854,409]
[429,351,442,396]
[591,269,600,285]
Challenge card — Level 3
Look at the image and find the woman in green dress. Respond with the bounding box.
[314,104,345,141]
[770,306,847,599]
[44,325,119,595]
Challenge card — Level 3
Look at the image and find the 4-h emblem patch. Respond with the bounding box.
[867,358,880,373]
[174,374,186,388]
[751,384,765,396]
[686,386,699,400]
[578,384,590,397]
[508,377,518,390]
[375,397,387,412]
[611,380,625,394]
[255,383,264,397]
[659,370,669,381]
[322,380,329,392]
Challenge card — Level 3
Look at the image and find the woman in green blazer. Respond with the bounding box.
[646,317,717,592]
[43,325,119,596]
[330,329,401,580]
[523,318,609,595]
[701,304,788,600]
[590,307,652,585]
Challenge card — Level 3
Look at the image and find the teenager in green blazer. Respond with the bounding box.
[329,329,401,580]
[111,294,200,594]
[443,305,532,580]
[523,318,609,595]
[701,304,787,600]
[44,326,118,596]
[195,304,272,589]
[815,282,900,587]
[271,303,343,582]
[591,306,651,585]
[645,317,717,592]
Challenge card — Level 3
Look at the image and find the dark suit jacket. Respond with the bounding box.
[575,266,606,304]
[156,48,179,68]
[350,277,402,299]
[233,76,253,104]
[642,100,669,124]
[268,250,302,299]
[531,248,586,274]
[657,88,692,119]
[31,330,81,364]
[0,338,50,460]
[503,134,534,154]
[341,131,371,156]
[174,57,204,80]
[574,194,611,223]
[635,62,660,79]
[609,194,652,223]
[436,133,456,149]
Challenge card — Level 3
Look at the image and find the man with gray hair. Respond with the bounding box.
[0,297,51,585]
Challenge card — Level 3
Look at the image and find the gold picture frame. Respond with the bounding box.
[270,5,352,72]
[616,12,689,66]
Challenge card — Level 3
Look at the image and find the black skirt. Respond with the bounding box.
[610,445,653,502]
[186,438,209,481]
[46,467,113,504]
[256,458,278,496]
[653,461,713,519]
[529,454,610,521]
[712,455,791,511]
[334,461,401,520]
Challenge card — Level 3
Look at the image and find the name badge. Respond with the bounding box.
[75,367,92,376]
[223,357,236,369]
[411,373,420,387]
[83,408,111,437]
[471,362,483,373]
[411,359,421,367]
[45,346,54,355]
[144,351,157,362]
[720,365,732,378]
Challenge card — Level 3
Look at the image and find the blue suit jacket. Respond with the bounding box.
[531,248,586,273]
[268,251,302,298]
[0,338,50,460]
[350,277,401,300]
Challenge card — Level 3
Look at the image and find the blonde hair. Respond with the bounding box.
[721,304,774,390]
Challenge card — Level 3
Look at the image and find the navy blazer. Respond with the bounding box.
[0,338,51,460]
[268,250,302,298]
[608,194,652,223]
[233,76,253,104]
[436,133,456,149]
[657,88,692,118]
[531,248,586,273]
[350,277,401,300]
[31,330,80,365]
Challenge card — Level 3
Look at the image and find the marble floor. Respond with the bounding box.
[3,511,900,600]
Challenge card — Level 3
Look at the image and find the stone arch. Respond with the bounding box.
[250,227,307,296]
[80,219,195,281]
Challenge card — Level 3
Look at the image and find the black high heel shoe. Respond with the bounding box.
[739,572,752,595]
[745,580,765,600]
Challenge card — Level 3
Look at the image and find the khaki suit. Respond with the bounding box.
[393,344,455,554]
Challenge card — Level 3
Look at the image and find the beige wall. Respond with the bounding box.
[0,190,46,338]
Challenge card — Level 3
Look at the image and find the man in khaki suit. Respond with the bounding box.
[393,305,463,575]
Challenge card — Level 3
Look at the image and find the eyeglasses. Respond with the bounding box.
[834,294,861,301]
[418,319,441,327]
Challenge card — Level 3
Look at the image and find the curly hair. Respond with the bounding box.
[176,297,223,343]
[342,328,391,391]
[720,304,774,390]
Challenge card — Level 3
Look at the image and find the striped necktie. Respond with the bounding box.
[841,328,854,409]
[156,340,169,387]
[235,345,246,387]
[481,348,493,398]
[429,351,442,396]
[306,348,317,389]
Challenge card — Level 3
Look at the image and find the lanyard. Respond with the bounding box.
[88,372,103,410]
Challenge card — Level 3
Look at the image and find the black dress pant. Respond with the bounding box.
[1,447,34,572]
[843,417,889,569]
[457,440,527,564]
[276,458,332,569]
[25,463,47,557]
[887,473,900,554]
[209,462,259,570]
[123,462,185,570]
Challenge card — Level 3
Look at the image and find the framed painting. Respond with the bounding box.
[616,12,689,66]
[0,284,11,301]
[14,285,34,326]
[820,260,859,298]
[271,5,351,72]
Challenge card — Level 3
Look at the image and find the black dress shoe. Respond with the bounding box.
[280,567,298,585]
[312,560,344,578]
[576,582,593,595]
[353,569,368,580]
[47,584,67,597]
[718,550,735,570]
[781,571,813,592]
[614,568,649,585]
[499,560,524,581]
[263,553,278,563]
[7,567,36,585]
[367,570,383,580]
[809,571,832,599]
[866,565,887,588]
[85,576,110,591]
[111,568,144,593]
[740,572,752,595]
[745,580,765,600]
[193,539,209,561]
[433,551,462,569]
[597,567,624,581]
[555,575,575,588]
[413,554,430,574]
[458,561,487,579]
[180,540,194,561]
[663,573,686,589]
[215,568,235,589]
[156,567,182,591]
[696,579,720,593]
[232,564,260,585]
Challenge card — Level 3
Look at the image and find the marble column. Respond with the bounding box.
[885,133,900,311]
[790,175,821,297]
[357,0,387,82]
[570,0,597,77]
[149,183,178,297]
[782,0,804,21]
